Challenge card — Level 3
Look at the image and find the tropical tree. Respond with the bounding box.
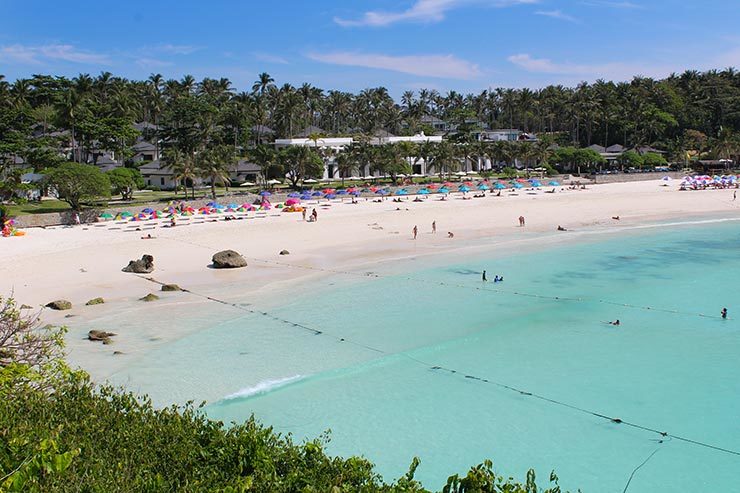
[198,145,235,199]
[162,148,197,199]
[45,162,111,210]
[278,146,323,189]
[107,167,143,200]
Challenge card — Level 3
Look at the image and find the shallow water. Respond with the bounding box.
[103,220,740,492]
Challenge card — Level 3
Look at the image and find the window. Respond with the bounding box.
[160,177,165,186]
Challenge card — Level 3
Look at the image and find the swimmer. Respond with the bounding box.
[721,307,728,319]
[603,319,620,326]
[493,275,500,282]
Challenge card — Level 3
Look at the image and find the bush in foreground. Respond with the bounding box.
[0,298,567,492]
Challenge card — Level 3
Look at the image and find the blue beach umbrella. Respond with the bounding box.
[548,180,560,186]
[477,184,490,190]
[395,189,408,195]
[350,190,361,196]
[300,193,313,200]
[513,183,524,189]
[259,191,271,197]
[287,192,300,198]
[459,185,471,192]
[494,183,506,190]
[530,181,542,187]
[417,188,430,195]
[325,193,337,199]
[141,207,155,214]
[336,189,349,195]
[376,189,388,195]
[438,187,450,194]
[311,191,323,197]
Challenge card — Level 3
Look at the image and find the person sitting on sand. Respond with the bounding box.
[141,233,155,239]
[557,225,567,231]
[447,231,454,238]
[612,216,620,220]
[170,217,177,227]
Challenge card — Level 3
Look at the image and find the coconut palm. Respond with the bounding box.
[198,145,235,199]
[163,148,197,199]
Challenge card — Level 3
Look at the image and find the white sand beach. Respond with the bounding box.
[2,179,739,378]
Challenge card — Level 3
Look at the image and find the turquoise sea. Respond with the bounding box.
[105,219,740,492]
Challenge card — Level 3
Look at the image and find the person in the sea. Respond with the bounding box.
[482,270,487,282]
[412,225,418,240]
[518,215,525,227]
[610,319,620,326]
[721,307,728,319]
[432,220,436,234]
[493,275,500,282]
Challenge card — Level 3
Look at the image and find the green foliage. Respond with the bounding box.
[279,146,323,189]
[617,150,643,167]
[44,162,110,210]
[107,167,144,200]
[641,152,668,168]
[501,167,517,178]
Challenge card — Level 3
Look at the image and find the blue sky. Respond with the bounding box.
[1,0,738,97]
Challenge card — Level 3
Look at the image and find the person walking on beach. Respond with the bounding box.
[432,220,436,234]
[413,225,418,240]
[734,191,737,201]
[302,208,307,221]
[518,215,525,227]
[482,270,487,282]
[311,208,318,222]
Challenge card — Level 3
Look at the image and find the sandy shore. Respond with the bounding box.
[2,179,739,377]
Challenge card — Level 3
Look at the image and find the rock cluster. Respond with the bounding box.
[46,300,72,311]
[122,254,155,273]
[86,297,105,305]
[160,284,182,292]
[140,293,159,302]
[212,250,247,269]
[88,330,116,344]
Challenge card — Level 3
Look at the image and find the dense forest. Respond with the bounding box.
[1,69,740,205]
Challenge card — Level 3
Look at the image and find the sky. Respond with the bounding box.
[1,0,739,97]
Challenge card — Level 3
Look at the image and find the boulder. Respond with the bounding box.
[86,297,105,306]
[161,284,182,292]
[20,304,32,310]
[122,254,155,273]
[212,250,247,269]
[46,300,72,311]
[140,293,159,302]
[88,330,116,344]
[279,250,290,255]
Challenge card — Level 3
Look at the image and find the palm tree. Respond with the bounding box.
[335,150,356,186]
[163,148,197,199]
[251,144,276,187]
[198,146,234,199]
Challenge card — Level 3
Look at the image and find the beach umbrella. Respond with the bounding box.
[347,187,358,193]
[99,212,114,219]
[325,193,337,199]
[662,176,672,181]
[120,211,133,217]
[443,182,454,187]
[350,190,361,196]
[287,192,300,198]
[530,181,542,187]
[427,184,438,189]
[300,193,313,200]
[322,188,336,194]
[417,188,430,195]
[477,184,490,190]
[336,189,349,195]
[438,187,450,194]
[259,190,271,197]
[463,181,474,186]
[513,183,524,189]
[375,189,388,195]
[494,183,506,190]
[459,185,471,192]
[142,207,155,214]
[311,191,322,197]
[548,180,560,186]
[395,189,408,195]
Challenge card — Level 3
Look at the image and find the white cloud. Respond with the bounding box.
[0,43,110,65]
[507,53,673,80]
[254,52,289,65]
[581,1,643,9]
[135,57,174,69]
[334,0,538,27]
[535,10,579,22]
[307,51,481,79]
[151,44,200,55]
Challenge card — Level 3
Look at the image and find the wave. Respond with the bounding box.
[222,374,305,401]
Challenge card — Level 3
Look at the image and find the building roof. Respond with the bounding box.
[606,144,625,153]
[133,122,160,132]
[295,125,326,138]
[588,144,606,153]
[236,160,261,173]
[373,129,396,138]
[138,160,172,176]
[132,141,157,152]
[634,145,665,155]
[251,124,275,135]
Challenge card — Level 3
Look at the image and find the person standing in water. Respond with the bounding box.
[721,307,728,319]
[482,270,487,282]
[412,225,418,239]
[432,220,436,234]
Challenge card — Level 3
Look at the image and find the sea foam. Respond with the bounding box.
[223,375,304,401]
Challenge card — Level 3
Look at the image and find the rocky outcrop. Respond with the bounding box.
[212,250,247,269]
[161,284,182,292]
[46,300,72,311]
[86,297,105,305]
[88,330,116,344]
[122,254,155,273]
[279,250,290,255]
[140,293,159,302]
